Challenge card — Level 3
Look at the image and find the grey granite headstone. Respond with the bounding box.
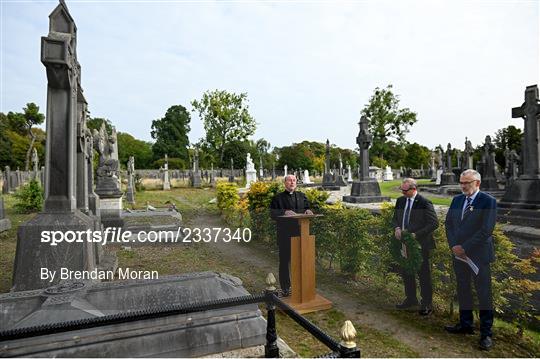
[343,116,389,203]
[2,166,9,194]
[440,143,456,185]
[162,154,171,190]
[0,272,266,357]
[31,147,39,180]
[463,137,474,170]
[499,84,540,227]
[479,135,499,191]
[322,139,339,189]
[12,1,97,291]
[190,148,202,188]
[0,196,11,233]
[126,156,135,204]
[504,147,520,187]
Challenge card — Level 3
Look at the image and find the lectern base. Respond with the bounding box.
[281,293,332,314]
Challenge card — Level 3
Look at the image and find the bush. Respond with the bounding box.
[14,179,43,213]
[301,188,329,210]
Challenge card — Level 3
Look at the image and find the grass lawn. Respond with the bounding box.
[380,179,453,206]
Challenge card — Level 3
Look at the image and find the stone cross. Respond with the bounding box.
[482,135,497,179]
[339,153,343,175]
[512,84,540,179]
[325,139,331,175]
[356,116,372,181]
[463,137,474,169]
[446,143,453,171]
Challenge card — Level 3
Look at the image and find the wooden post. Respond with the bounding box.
[280,213,332,313]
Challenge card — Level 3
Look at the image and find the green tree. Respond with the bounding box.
[493,125,523,167]
[21,103,45,171]
[403,142,431,169]
[87,117,113,134]
[117,132,154,169]
[361,85,417,161]
[191,90,256,166]
[150,105,191,162]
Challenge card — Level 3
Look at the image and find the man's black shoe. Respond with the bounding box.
[395,299,419,309]
[479,336,493,351]
[444,323,475,335]
[279,288,291,297]
[418,306,433,316]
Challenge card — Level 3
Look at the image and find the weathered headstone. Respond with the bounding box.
[162,154,171,190]
[2,166,9,194]
[12,1,97,291]
[190,149,202,188]
[284,164,288,178]
[0,196,11,233]
[347,164,353,183]
[343,116,389,203]
[245,153,257,188]
[94,123,123,228]
[479,135,499,191]
[504,147,520,187]
[126,156,135,204]
[383,166,393,181]
[463,137,474,170]
[440,143,456,185]
[228,158,235,182]
[499,84,540,227]
[31,147,39,179]
[259,157,264,178]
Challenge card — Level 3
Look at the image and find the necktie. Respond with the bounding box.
[403,198,412,230]
[462,197,472,220]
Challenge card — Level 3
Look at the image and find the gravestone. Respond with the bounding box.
[210,162,216,187]
[245,153,257,188]
[14,168,20,190]
[347,164,353,183]
[479,135,499,191]
[303,169,313,184]
[504,148,520,187]
[126,156,135,204]
[322,139,340,190]
[0,273,267,357]
[190,149,202,188]
[94,123,123,228]
[284,164,288,177]
[76,93,89,214]
[31,147,39,179]
[383,166,393,181]
[2,166,9,194]
[440,143,456,185]
[12,1,98,291]
[0,196,11,232]
[259,157,264,178]
[463,137,474,170]
[343,116,389,203]
[162,154,171,190]
[271,162,276,180]
[228,158,235,182]
[499,84,540,227]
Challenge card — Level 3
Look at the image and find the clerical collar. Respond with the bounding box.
[287,190,295,195]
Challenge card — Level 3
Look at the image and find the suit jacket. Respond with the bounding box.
[391,194,439,250]
[445,191,496,264]
[270,190,310,240]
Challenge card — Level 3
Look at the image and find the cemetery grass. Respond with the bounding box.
[380,180,452,206]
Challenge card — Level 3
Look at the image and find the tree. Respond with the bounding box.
[151,105,191,162]
[403,142,431,169]
[87,117,113,134]
[191,90,256,166]
[117,132,154,169]
[361,85,417,160]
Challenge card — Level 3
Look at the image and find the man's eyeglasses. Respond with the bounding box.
[459,180,476,185]
[400,187,415,192]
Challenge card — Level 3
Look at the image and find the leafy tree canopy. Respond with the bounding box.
[191,90,256,166]
[151,105,191,162]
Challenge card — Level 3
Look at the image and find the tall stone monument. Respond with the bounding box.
[31,147,39,179]
[499,84,540,227]
[2,166,10,194]
[440,143,456,185]
[126,156,135,204]
[245,153,257,188]
[12,1,97,291]
[162,154,171,190]
[504,147,520,187]
[94,123,123,227]
[228,158,235,182]
[479,135,499,191]
[463,137,474,170]
[190,149,202,188]
[343,116,389,203]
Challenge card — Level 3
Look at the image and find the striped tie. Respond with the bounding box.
[462,197,472,221]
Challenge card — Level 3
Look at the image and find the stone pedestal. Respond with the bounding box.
[97,196,124,228]
[245,169,257,189]
[0,272,266,357]
[498,178,540,227]
[343,179,390,203]
[440,171,456,185]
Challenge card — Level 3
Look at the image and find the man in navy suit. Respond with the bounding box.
[391,178,439,315]
[444,169,496,351]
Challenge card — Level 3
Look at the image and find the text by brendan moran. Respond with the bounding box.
[40,267,159,282]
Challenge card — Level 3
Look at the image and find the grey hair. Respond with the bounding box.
[401,177,417,189]
[284,174,296,182]
[461,169,481,181]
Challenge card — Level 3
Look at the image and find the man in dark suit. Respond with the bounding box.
[391,178,439,315]
[270,174,312,296]
[445,169,496,351]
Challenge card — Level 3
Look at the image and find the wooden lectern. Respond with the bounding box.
[279,213,332,314]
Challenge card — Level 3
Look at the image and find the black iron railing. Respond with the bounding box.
[0,285,360,358]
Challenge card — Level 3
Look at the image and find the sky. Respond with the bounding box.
[1,0,538,153]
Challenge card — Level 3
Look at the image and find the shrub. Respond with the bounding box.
[216,181,239,211]
[14,179,43,213]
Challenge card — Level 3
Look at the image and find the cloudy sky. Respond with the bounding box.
[1,0,538,152]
